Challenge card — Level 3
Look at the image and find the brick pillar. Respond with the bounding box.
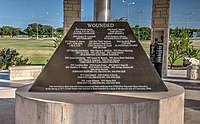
[64,0,81,35]
[152,0,171,77]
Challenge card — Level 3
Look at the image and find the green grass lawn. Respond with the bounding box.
[140,40,150,55]
[0,38,55,64]
[0,38,200,66]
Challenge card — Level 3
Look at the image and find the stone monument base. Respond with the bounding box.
[15,82,184,124]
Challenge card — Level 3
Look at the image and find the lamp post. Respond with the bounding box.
[46,12,61,39]
[46,12,53,39]
[136,10,144,41]
[122,0,135,22]
[183,13,192,29]
[31,15,40,40]
[36,24,39,39]
[183,13,192,37]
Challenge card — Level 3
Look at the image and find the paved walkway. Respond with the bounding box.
[0,69,200,124]
[0,71,33,124]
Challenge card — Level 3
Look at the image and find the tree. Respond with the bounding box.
[1,26,12,36]
[24,23,53,38]
[132,25,151,40]
[0,27,2,37]
[24,23,39,37]
[139,27,151,40]
[168,37,185,68]
[55,27,64,35]
[170,27,193,38]
[168,28,199,68]
[0,26,20,37]
[11,28,20,37]
[132,25,139,39]
[41,25,53,36]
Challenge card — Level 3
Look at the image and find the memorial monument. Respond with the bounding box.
[15,0,184,124]
[30,21,168,92]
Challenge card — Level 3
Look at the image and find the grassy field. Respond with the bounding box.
[0,38,200,65]
[140,40,150,55]
[0,38,55,64]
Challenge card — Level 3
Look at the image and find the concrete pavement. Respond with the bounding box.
[165,69,200,124]
[0,71,33,124]
[0,69,200,124]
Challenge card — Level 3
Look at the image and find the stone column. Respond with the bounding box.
[64,0,81,35]
[152,0,171,77]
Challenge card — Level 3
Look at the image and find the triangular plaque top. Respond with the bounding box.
[30,22,168,92]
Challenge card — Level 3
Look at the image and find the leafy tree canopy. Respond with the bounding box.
[0,26,21,37]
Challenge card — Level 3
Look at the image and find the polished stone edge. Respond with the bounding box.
[16,82,184,104]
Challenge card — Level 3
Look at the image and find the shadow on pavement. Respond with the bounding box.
[166,76,188,80]
[163,78,200,90]
[0,72,9,80]
[185,99,200,111]
[0,81,32,89]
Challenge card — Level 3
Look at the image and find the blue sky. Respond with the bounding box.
[0,0,200,29]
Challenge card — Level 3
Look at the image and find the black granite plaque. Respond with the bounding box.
[155,44,163,63]
[150,44,155,63]
[30,22,168,92]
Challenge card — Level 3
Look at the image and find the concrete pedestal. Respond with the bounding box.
[15,82,184,124]
[187,65,200,80]
[9,66,44,80]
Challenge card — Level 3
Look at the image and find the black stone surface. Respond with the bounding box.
[30,22,168,92]
[155,43,163,63]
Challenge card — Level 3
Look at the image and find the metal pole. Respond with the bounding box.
[94,0,111,21]
[138,13,140,40]
[122,1,135,22]
[136,10,143,41]
[52,27,54,39]
[36,24,38,40]
[183,13,192,37]
[128,5,130,22]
